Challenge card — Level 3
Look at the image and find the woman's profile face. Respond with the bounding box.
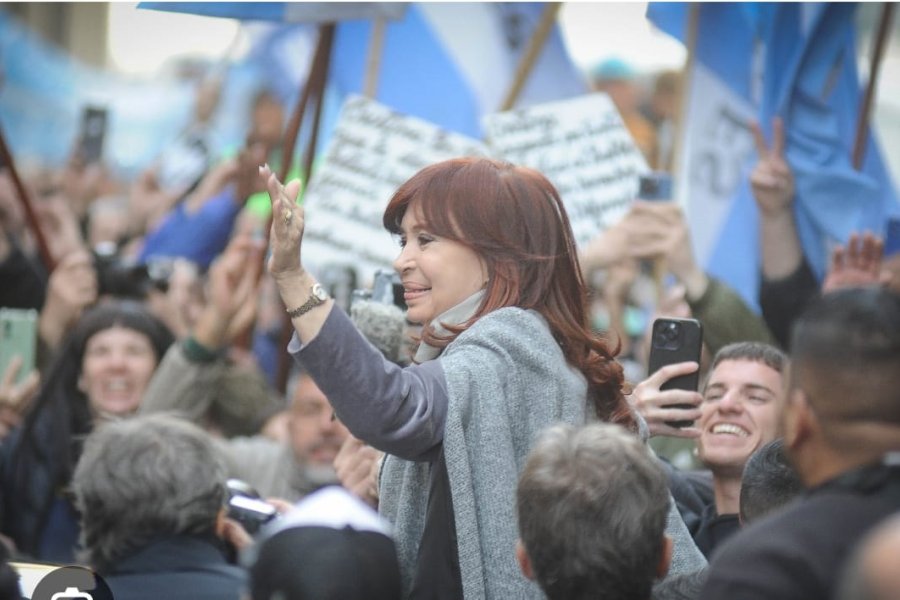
[393,205,487,326]
[79,326,158,418]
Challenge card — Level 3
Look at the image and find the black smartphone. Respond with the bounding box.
[78,105,108,163]
[647,317,703,428]
[638,172,674,201]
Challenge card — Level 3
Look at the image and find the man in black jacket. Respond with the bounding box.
[701,288,900,599]
[71,414,245,600]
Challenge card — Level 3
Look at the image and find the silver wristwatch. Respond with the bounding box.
[286,283,329,318]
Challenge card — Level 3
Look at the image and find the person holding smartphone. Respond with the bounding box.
[262,157,706,598]
[632,341,787,558]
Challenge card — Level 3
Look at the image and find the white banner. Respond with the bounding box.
[482,93,648,248]
[301,95,489,282]
[303,93,652,282]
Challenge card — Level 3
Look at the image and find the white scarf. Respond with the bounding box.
[412,290,486,363]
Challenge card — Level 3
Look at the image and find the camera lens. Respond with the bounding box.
[662,321,680,339]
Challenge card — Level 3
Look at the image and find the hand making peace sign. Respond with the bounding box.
[749,117,795,217]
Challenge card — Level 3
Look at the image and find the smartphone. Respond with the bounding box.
[638,172,674,201]
[157,134,210,194]
[78,105,108,164]
[884,217,900,257]
[647,317,703,428]
[0,308,38,386]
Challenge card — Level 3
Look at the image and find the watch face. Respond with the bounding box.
[312,283,329,301]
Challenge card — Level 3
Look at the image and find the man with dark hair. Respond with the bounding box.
[702,287,900,599]
[665,341,787,556]
[516,422,673,600]
[72,414,244,600]
[738,439,803,524]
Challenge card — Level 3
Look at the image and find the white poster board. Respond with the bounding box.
[301,95,489,281]
[482,93,649,248]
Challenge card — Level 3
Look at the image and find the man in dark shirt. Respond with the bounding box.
[691,342,786,557]
[648,342,787,558]
[701,288,900,599]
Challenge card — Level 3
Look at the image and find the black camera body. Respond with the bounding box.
[225,479,277,535]
[93,244,173,299]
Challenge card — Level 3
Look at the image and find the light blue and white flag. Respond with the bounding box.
[648,2,899,308]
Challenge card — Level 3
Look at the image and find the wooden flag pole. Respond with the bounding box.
[652,2,700,305]
[0,124,56,272]
[499,2,563,111]
[280,23,335,183]
[852,2,895,170]
[363,16,388,98]
[273,23,336,395]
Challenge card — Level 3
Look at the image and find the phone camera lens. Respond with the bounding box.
[662,322,680,339]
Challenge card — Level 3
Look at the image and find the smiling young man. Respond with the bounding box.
[692,342,787,556]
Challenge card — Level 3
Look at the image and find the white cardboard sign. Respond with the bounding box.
[482,93,649,248]
[302,93,647,281]
[301,95,489,280]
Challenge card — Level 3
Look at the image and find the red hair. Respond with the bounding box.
[383,158,633,429]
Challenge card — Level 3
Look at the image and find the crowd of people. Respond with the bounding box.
[0,60,899,600]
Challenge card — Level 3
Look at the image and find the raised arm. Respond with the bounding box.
[262,165,447,460]
[750,118,802,281]
[140,234,262,420]
[261,165,337,346]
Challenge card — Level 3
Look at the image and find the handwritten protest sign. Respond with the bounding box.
[482,93,648,248]
[301,95,489,281]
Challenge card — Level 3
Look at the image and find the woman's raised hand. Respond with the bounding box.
[261,165,304,280]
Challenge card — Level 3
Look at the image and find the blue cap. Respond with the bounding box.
[590,57,637,82]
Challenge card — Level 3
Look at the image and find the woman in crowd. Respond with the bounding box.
[263,158,704,598]
[0,300,173,562]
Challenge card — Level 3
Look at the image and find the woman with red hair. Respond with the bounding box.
[262,158,699,598]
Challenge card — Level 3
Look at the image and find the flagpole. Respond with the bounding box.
[0,123,56,272]
[363,16,387,98]
[274,23,336,395]
[669,2,699,179]
[852,2,895,170]
[651,2,699,304]
[499,2,563,111]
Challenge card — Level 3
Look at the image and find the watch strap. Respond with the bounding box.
[286,284,328,318]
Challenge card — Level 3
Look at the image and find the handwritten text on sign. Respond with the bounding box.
[483,93,648,247]
[301,95,488,281]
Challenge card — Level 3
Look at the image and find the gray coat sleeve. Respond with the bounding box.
[139,342,225,422]
[289,306,448,461]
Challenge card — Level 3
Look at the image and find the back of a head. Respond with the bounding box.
[838,512,900,600]
[739,439,804,524]
[790,288,900,425]
[250,487,401,600]
[517,423,669,600]
[72,414,226,573]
